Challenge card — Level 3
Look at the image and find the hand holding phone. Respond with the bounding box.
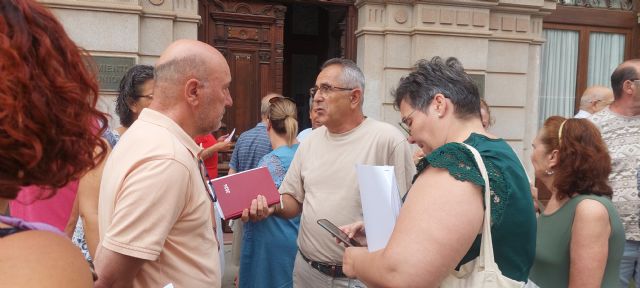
[317,219,360,247]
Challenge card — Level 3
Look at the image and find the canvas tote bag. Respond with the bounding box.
[439,143,525,288]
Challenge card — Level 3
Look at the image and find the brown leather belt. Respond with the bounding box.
[299,249,346,278]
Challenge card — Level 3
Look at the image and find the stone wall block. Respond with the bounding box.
[456,10,471,26]
[516,18,529,33]
[51,9,139,52]
[489,14,500,30]
[440,9,454,25]
[382,103,402,129]
[473,12,488,27]
[488,41,529,73]
[421,7,438,24]
[412,35,488,70]
[384,68,411,103]
[502,16,515,31]
[385,35,412,68]
[140,17,174,56]
[484,72,527,107]
[358,34,385,119]
[491,107,526,140]
[174,21,198,40]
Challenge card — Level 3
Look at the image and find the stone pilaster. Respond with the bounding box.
[355,0,556,174]
[39,0,201,128]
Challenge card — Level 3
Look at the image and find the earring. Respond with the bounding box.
[545,169,554,176]
[438,114,442,118]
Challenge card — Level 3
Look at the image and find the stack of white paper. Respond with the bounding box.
[356,165,402,252]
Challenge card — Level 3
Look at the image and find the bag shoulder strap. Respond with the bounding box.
[460,143,499,270]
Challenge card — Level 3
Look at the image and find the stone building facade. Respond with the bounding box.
[41,0,560,174]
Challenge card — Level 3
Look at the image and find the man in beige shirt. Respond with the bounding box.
[245,58,415,287]
[94,40,232,288]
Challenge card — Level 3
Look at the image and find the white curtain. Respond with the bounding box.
[539,29,579,127]
[587,32,625,87]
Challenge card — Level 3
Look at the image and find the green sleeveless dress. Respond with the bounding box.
[528,194,624,288]
[414,133,537,282]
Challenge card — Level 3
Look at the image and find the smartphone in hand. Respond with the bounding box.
[317,219,360,247]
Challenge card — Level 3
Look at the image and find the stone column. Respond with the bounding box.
[355,0,556,174]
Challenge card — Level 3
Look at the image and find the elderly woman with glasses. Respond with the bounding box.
[114,64,155,138]
[239,95,301,288]
[340,57,537,286]
[69,64,155,263]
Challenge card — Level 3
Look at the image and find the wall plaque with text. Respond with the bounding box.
[92,56,136,91]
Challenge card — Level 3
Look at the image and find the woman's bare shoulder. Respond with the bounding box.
[0,230,93,287]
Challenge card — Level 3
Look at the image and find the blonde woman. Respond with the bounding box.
[239,96,300,288]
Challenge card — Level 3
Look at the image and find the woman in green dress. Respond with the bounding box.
[339,57,537,286]
[528,116,624,288]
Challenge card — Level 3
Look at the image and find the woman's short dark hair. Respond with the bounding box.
[0,0,107,199]
[116,65,154,127]
[393,56,481,119]
[541,116,612,199]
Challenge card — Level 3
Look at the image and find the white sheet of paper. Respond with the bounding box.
[356,164,401,252]
[215,205,225,277]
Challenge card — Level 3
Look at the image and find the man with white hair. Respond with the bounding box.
[575,85,613,118]
[95,39,232,288]
[245,58,415,287]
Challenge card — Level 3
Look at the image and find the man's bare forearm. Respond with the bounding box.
[275,194,302,219]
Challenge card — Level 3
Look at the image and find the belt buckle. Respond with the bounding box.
[330,265,337,277]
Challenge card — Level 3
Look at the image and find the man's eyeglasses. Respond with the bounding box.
[398,109,416,135]
[198,160,217,203]
[309,83,354,98]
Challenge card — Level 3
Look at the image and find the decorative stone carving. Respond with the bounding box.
[272,5,286,19]
[258,51,271,63]
[149,0,164,5]
[394,9,408,24]
[227,27,259,41]
[557,0,633,10]
[368,7,384,24]
[233,3,252,14]
[234,54,251,61]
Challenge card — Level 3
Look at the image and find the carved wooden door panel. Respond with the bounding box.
[199,0,285,135]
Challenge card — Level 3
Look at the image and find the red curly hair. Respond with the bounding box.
[0,0,107,199]
[540,116,612,199]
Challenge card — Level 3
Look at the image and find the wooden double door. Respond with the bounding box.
[198,0,356,135]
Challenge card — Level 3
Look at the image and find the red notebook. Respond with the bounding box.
[210,166,280,220]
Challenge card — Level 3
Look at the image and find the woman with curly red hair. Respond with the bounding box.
[0,0,107,285]
[528,116,625,287]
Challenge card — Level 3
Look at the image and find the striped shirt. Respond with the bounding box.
[229,122,272,172]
